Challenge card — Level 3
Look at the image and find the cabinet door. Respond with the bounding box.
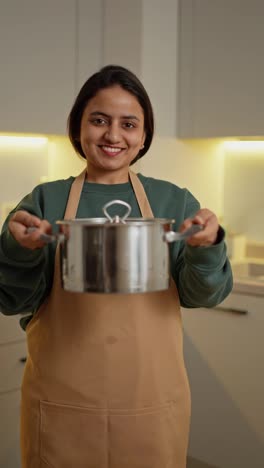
[0,390,21,468]
[0,341,27,393]
[182,303,264,468]
[76,0,103,91]
[0,0,76,134]
[0,314,25,345]
[178,0,264,138]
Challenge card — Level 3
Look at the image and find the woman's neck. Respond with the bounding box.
[85,167,130,184]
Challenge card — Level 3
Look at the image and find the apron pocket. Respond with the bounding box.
[40,400,107,468]
[108,401,184,468]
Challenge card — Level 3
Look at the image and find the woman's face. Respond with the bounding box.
[79,85,145,180]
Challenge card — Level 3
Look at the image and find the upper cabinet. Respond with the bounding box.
[0,1,106,135]
[0,1,76,134]
[177,0,264,138]
[76,0,103,92]
[98,0,179,138]
[0,0,179,137]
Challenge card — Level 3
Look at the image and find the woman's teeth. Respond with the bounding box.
[101,146,122,154]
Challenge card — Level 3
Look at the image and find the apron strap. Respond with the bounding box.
[64,169,87,220]
[128,170,154,218]
[63,168,154,220]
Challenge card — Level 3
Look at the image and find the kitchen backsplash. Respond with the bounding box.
[138,138,264,245]
[0,136,85,228]
[0,138,48,227]
[223,145,264,243]
[0,135,263,246]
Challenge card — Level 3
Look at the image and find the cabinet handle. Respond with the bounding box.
[19,357,27,363]
[216,306,248,315]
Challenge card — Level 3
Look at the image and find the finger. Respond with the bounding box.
[8,211,51,250]
[187,222,218,246]
[192,215,205,226]
[10,210,41,229]
[38,219,53,234]
[26,220,53,245]
[179,218,193,233]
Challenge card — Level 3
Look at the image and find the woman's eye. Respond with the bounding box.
[92,118,107,125]
[124,122,135,129]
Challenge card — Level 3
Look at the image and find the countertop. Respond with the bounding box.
[231,257,264,297]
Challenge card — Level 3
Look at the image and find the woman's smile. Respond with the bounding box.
[99,145,125,156]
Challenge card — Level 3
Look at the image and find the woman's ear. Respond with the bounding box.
[140,132,146,149]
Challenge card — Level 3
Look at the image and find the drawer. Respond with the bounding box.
[0,390,21,468]
[0,313,25,344]
[0,341,27,393]
[219,292,264,314]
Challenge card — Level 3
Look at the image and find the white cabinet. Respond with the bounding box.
[0,0,179,137]
[0,340,27,393]
[0,391,22,468]
[0,313,25,344]
[0,0,76,134]
[178,0,264,138]
[182,296,264,468]
[85,0,179,138]
[76,0,103,91]
[0,313,26,468]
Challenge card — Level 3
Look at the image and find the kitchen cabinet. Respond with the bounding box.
[0,0,76,135]
[177,0,264,138]
[0,0,179,137]
[0,313,26,344]
[84,0,178,138]
[182,295,264,468]
[0,390,22,468]
[0,340,28,393]
[0,313,27,468]
[76,0,103,91]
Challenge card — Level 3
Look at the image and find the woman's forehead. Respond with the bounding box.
[84,86,144,118]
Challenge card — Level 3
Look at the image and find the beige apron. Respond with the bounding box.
[21,170,191,468]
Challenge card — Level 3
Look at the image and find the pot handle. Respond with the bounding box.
[164,224,203,243]
[26,227,64,244]
[102,199,132,224]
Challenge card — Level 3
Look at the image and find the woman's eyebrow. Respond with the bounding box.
[90,111,140,121]
[121,115,140,121]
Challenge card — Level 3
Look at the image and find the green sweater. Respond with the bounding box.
[0,174,232,329]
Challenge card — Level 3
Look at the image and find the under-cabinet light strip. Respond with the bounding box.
[0,135,48,148]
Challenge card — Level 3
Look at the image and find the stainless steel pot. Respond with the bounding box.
[29,200,202,294]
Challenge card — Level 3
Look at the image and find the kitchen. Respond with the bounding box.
[0,1,263,467]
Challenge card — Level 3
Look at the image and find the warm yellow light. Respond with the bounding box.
[0,135,48,148]
[223,141,264,151]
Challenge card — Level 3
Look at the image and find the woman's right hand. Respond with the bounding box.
[8,210,52,250]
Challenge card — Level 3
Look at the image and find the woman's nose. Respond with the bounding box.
[104,124,121,143]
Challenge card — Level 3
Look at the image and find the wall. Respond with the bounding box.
[47,136,86,181]
[139,138,264,245]
[0,137,49,225]
[0,136,85,227]
[222,144,264,242]
[2,136,264,246]
[138,137,225,217]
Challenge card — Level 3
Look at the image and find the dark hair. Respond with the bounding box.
[67,65,154,165]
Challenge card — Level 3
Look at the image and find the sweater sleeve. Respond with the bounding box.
[0,186,55,316]
[170,190,233,308]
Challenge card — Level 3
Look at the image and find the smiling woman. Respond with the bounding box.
[0,64,233,468]
[68,65,154,173]
[77,85,146,182]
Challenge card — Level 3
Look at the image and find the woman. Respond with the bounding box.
[0,65,232,468]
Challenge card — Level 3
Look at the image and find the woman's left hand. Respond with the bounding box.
[179,208,219,247]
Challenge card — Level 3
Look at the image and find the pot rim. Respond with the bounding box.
[56,217,175,227]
